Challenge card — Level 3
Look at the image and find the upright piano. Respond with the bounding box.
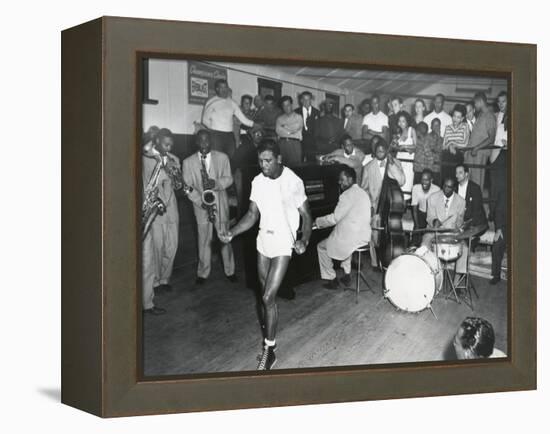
[240,163,345,292]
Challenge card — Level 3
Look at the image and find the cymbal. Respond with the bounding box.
[455,224,488,240]
[409,227,457,234]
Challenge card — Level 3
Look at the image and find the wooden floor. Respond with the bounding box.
[143,255,508,376]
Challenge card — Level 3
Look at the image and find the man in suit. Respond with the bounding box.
[315,166,372,289]
[342,103,364,141]
[360,139,406,268]
[422,177,468,278]
[455,163,488,230]
[182,130,237,285]
[314,100,344,155]
[148,129,182,294]
[295,91,320,162]
[142,132,175,316]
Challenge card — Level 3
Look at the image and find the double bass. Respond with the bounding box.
[373,155,407,268]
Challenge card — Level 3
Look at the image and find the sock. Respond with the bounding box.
[264,338,276,347]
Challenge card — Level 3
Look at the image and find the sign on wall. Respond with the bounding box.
[188,61,228,105]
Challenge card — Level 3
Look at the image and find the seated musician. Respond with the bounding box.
[411,168,440,235]
[321,134,366,184]
[360,139,406,270]
[422,177,467,282]
[314,166,372,289]
[455,163,488,247]
[453,317,507,359]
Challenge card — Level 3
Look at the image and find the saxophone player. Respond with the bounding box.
[147,128,183,297]
[182,130,237,285]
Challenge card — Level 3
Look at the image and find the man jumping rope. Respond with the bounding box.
[219,139,312,370]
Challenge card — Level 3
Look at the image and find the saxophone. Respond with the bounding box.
[200,155,217,223]
[142,153,166,240]
[142,151,192,240]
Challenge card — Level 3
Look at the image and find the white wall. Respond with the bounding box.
[402,81,508,113]
[142,59,369,134]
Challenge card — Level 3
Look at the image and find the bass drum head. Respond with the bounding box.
[384,254,436,312]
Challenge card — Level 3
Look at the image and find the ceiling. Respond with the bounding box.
[273,65,507,99]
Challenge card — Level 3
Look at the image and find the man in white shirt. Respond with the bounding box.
[465,101,476,133]
[491,91,508,163]
[411,169,440,230]
[361,94,389,143]
[294,91,321,162]
[424,93,452,137]
[201,79,257,158]
[219,140,312,371]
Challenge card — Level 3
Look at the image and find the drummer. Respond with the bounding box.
[422,177,468,281]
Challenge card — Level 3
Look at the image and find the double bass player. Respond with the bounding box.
[360,139,406,270]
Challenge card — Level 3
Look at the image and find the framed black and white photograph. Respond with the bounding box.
[140,57,510,375]
[61,16,536,417]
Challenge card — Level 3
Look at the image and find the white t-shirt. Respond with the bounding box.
[458,180,468,199]
[411,183,440,213]
[494,111,507,147]
[249,167,307,239]
[424,110,452,137]
[362,111,389,133]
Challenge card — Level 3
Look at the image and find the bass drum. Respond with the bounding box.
[384,246,443,313]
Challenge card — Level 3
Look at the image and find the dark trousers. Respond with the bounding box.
[278,138,303,166]
[209,130,236,158]
[490,151,507,278]
[441,149,463,184]
[491,231,506,278]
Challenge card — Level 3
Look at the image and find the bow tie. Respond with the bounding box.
[379,161,386,168]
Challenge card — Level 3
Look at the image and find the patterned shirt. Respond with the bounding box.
[414,133,443,173]
[443,122,470,149]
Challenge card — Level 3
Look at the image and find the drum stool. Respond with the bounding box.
[349,244,374,304]
[451,236,478,310]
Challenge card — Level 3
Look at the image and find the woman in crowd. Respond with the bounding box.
[392,111,416,198]
[442,104,470,182]
[412,98,427,128]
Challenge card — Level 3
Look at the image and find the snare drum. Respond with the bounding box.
[435,235,462,262]
[384,246,443,313]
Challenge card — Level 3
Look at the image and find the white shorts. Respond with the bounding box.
[256,228,294,258]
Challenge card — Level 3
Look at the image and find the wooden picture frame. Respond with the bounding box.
[61,16,536,417]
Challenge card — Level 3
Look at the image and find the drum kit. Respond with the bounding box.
[381,225,485,318]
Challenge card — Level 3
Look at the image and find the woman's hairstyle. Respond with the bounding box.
[452,103,467,118]
[413,98,427,114]
[396,110,412,127]
[457,317,496,358]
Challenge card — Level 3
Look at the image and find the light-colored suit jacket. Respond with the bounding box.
[182,150,233,224]
[426,191,466,229]
[142,155,178,225]
[315,184,372,260]
[343,113,364,141]
[360,158,406,211]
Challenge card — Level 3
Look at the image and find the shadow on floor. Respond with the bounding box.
[37,387,61,402]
